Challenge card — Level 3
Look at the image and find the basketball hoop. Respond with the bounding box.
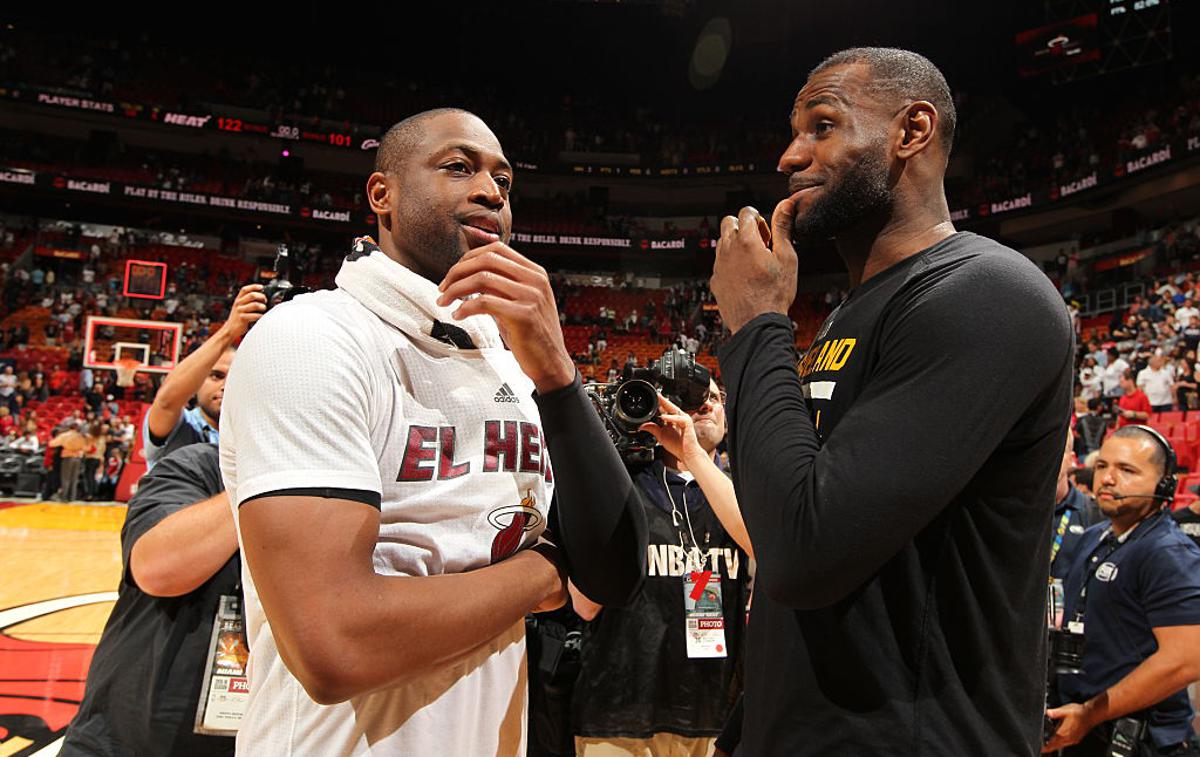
[114,357,142,388]
[83,316,182,376]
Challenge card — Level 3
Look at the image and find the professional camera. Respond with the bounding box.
[1048,626,1085,675]
[1044,580,1086,745]
[584,348,712,464]
[262,243,309,310]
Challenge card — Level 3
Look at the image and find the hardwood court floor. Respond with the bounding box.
[2,500,1198,755]
[0,501,124,757]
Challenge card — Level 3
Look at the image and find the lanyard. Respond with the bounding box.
[1049,509,1073,566]
[1073,510,1164,622]
[661,466,711,570]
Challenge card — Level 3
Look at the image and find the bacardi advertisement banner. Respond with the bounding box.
[1093,246,1153,273]
[1054,172,1099,200]
[1118,145,1173,177]
[1,132,1197,239]
[510,231,715,253]
[10,82,1199,190]
[512,232,631,248]
[950,135,1199,223]
[0,166,360,226]
[0,168,36,186]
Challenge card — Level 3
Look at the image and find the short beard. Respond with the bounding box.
[391,208,467,281]
[197,399,220,427]
[791,147,893,243]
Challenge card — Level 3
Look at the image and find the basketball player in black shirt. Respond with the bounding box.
[710,48,1073,755]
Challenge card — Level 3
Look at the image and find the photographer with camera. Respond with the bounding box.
[570,357,751,756]
[142,283,265,468]
[1045,426,1200,756]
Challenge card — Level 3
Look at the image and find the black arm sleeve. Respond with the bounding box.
[535,373,647,607]
[720,289,1071,609]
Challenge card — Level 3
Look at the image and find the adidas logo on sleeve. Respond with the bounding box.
[494,383,520,403]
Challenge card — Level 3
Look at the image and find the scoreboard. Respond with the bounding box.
[1106,0,1163,15]
[3,88,382,153]
[1017,0,1171,80]
[210,117,361,148]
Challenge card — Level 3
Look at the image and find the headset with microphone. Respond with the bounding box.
[1100,424,1177,507]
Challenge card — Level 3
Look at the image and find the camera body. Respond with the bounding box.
[1044,626,1087,746]
[1048,625,1086,676]
[262,243,309,311]
[585,348,712,464]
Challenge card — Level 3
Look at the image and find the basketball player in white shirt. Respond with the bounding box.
[221,109,646,755]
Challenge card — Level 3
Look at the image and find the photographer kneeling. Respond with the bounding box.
[570,353,752,756]
[1046,425,1200,756]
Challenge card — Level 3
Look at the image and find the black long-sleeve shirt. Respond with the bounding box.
[718,232,1073,756]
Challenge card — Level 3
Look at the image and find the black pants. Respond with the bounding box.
[82,458,100,499]
[41,452,60,500]
[57,457,82,502]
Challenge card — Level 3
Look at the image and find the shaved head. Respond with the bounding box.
[365,108,513,281]
[374,107,480,174]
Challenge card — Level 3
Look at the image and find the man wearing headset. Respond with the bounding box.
[1045,425,1200,755]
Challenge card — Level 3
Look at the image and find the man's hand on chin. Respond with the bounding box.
[710,201,799,335]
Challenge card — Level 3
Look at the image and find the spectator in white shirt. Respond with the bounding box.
[10,431,39,453]
[0,365,17,402]
[119,416,135,445]
[1079,356,1103,400]
[1137,354,1177,412]
[1175,298,1199,330]
[1102,347,1130,399]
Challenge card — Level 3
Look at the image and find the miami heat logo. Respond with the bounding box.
[487,491,543,563]
[0,591,116,755]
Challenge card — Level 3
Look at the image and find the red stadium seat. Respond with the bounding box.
[1158,411,1186,426]
[1174,442,1195,473]
[1179,472,1200,497]
[1150,421,1175,438]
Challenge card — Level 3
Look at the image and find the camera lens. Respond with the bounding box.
[613,380,659,432]
[621,391,653,417]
